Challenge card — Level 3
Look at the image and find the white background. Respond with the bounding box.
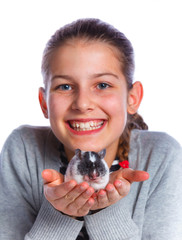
[0,0,182,150]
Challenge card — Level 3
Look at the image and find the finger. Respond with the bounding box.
[42,169,64,186]
[77,198,95,216]
[113,179,131,197]
[67,186,95,210]
[53,183,94,215]
[78,186,95,205]
[96,189,108,207]
[44,180,77,201]
[119,168,149,183]
[105,184,120,202]
[64,182,91,205]
[90,193,99,210]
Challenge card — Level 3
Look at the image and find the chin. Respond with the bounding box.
[73,142,104,152]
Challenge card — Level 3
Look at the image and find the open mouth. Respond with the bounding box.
[68,120,105,132]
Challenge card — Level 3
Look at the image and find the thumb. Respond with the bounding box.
[42,169,64,186]
[119,168,149,183]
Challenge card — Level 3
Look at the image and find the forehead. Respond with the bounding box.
[65,37,121,57]
[49,39,122,74]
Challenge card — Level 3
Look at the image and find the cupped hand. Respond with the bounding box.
[42,169,95,217]
[42,168,149,216]
[91,168,149,210]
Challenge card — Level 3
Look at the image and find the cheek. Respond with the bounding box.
[47,95,68,119]
[102,94,127,118]
[103,94,128,136]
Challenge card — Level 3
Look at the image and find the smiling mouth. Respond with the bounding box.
[68,120,104,131]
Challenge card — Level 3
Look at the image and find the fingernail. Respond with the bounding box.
[86,187,94,195]
[86,189,91,195]
[80,185,87,191]
[68,180,76,188]
[106,184,114,192]
[115,180,123,187]
[99,189,106,196]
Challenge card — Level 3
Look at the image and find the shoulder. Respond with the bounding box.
[3,125,51,146]
[129,129,182,170]
[1,125,59,158]
[14,124,52,140]
[130,129,181,153]
[1,125,61,180]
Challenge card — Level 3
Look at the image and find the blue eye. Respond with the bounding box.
[57,84,72,91]
[97,83,110,89]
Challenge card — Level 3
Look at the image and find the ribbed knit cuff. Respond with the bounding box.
[84,200,139,240]
[25,198,83,240]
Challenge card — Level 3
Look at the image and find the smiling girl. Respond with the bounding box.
[0,19,182,240]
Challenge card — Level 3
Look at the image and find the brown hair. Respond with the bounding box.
[41,18,148,162]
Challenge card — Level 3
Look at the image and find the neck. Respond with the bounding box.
[64,139,119,167]
[64,147,75,162]
[104,140,119,168]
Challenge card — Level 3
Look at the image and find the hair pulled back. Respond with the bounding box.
[41,18,148,163]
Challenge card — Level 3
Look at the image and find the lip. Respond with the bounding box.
[65,119,107,135]
[67,118,103,122]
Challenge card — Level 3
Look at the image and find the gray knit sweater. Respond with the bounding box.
[0,126,182,240]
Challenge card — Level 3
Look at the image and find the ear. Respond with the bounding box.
[98,149,106,159]
[75,149,81,156]
[127,81,143,114]
[75,149,84,160]
[39,87,48,119]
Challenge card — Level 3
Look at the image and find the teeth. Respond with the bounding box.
[70,120,104,131]
[90,121,94,127]
[85,122,90,129]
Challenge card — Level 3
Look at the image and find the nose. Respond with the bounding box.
[89,172,99,180]
[71,88,94,112]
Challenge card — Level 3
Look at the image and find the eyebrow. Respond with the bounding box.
[92,72,119,79]
[51,75,73,82]
[51,72,119,82]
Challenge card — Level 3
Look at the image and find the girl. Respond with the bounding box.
[0,18,181,240]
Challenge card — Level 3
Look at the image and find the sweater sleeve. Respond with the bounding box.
[141,141,182,239]
[24,198,83,240]
[84,201,140,240]
[0,127,83,240]
[0,129,37,240]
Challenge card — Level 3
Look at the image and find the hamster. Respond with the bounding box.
[64,149,109,190]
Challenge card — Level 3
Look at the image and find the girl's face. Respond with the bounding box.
[40,40,142,165]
